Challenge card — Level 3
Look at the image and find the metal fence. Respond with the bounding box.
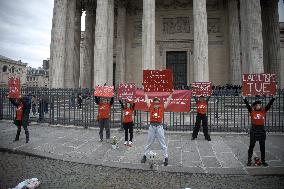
[0,87,283,133]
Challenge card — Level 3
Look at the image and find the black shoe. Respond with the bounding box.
[191,137,196,140]
[13,138,19,142]
[247,161,252,166]
[262,162,268,167]
[206,138,211,141]
[141,155,146,163]
[164,158,168,166]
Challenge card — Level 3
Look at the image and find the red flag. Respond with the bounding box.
[135,89,191,112]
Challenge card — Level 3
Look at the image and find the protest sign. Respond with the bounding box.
[8,77,21,98]
[94,86,114,97]
[118,83,136,101]
[143,69,173,92]
[191,82,212,96]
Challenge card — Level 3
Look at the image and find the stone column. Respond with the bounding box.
[107,0,114,85]
[261,0,281,87]
[193,0,209,82]
[115,0,127,85]
[81,4,96,88]
[228,0,241,85]
[50,0,68,88]
[142,0,155,70]
[64,0,81,88]
[240,0,264,74]
[93,0,109,87]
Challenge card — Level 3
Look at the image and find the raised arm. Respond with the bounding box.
[145,93,151,108]
[265,97,275,112]
[206,96,211,102]
[9,98,20,107]
[94,96,100,104]
[243,97,252,113]
[119,100,124,109]
[164,93,173,109]
[193,96,198,103]
[110,97,114,105]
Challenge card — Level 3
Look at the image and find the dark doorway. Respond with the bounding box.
[166,51,187,89]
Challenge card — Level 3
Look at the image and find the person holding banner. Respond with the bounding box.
[119,100,136,146]
[191,96,211,141]
[9,97,30,143]
[95,96,114,142]
[141,93,173,166]
[243,96,275,166]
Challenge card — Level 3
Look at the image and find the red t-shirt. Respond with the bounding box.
[149,104,164,123]
[16,104,23,121]
[98,103,111,119]
[197,101,207,114]
[250,109,266,126]
[123,108,134,123]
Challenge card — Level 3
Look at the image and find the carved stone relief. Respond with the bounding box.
[207,18,221,34]
[162,17,191,35]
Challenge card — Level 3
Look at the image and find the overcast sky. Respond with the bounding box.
[0,0,283,68]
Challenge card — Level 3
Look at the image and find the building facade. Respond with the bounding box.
[0,55,27,87]
[27,59,50,88]
[50,0,283,89]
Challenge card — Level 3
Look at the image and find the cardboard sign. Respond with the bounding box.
[118,83,136,101]
[143,69,173,92]
[8,77,21,98]
[242,73,277,96]
[135,89,191,112]
[191,82,212,96]
[94,86,114,97]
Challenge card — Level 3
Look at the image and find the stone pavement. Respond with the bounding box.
[0,120,284,176]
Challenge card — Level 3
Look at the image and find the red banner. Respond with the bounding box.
[135,89,191,112]
[191,82,212,96]
[118,83,136,101]
[8,77,21,98]
[143,69,173,92]
[94,86,114,97]
[242,73,277,96]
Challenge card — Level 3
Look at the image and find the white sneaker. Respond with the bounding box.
[128,141,132,146]
[124,141,128,145]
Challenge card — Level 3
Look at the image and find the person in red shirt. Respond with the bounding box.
[192,95,211,141]
[9,97,30,143]
[95,96,114,142]
[141,93,172,166]
[119,99,136,146]
[243,96,275,166]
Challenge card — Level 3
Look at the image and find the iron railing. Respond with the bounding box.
[0,87,283,132]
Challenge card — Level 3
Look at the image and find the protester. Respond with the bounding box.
[119,99,136,146]
[77,93,83,109]
[141,93,173,166]
[243,96,275,166]
[191,96,211,141]
[31,95,37,115]
[9,96,30,143]
[95,96,114,142]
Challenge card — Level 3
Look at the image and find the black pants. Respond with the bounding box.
[123,122,133,142]
[248,127,266,162]
[14,120,29,140]
[99,119,110,140]
[192,113,210,139]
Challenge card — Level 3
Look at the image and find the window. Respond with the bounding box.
[2,65,7,72]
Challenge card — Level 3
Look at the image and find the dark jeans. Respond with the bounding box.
[32,104,36,115]
[15,121,29,140]
[248,128,266,162]
[192,113,210,139]
[99,119,110,140]
[123,122,134,142]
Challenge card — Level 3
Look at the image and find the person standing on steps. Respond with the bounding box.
[243,96,275,167]
[191,95,211,141]
[141,93,173,166]
[9,96,30,143]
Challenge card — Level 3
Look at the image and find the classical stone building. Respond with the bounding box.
[27,59,50,88]
[0,55,27,87]
[50,0,283,89]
